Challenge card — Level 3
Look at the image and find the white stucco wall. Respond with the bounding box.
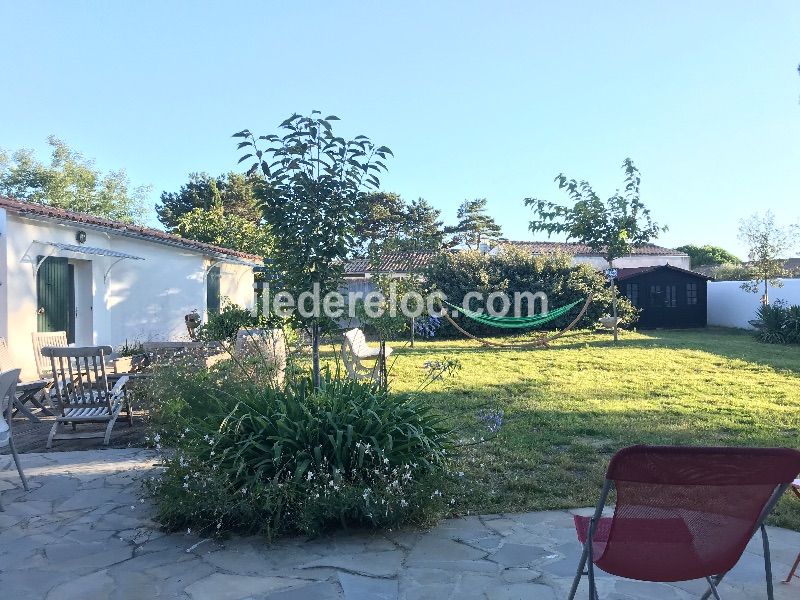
[707,279,800,329]
[0,210,255,377]
[573,255,691,270]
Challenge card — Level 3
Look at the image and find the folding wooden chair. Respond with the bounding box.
[41,346,130,449]
[32,331,68,380]
[569,445,800,600]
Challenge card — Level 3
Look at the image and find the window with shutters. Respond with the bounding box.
[207,265,221,315]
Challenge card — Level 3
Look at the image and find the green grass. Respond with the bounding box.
[330,327,800,529]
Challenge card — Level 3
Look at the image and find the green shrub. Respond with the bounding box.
[200,300,261,342]
[754,301,800,345]
[145,369,458,537]
[424,247,638,337]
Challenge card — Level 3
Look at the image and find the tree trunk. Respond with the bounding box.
[764,278,769,305]
[378,340,388,389]
[311,321,321,390]
[611,281,619,343]
[410,317,415,348]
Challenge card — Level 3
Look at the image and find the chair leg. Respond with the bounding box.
[761,524,775,600]
[700,574,727,600]
[785,551,800,584]
[567,544,589,600]
[704,576,722,600]
[46,420,59,450]
[8,436,29,491]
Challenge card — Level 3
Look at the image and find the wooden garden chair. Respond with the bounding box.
[0,368,29,510]
[341,328,392,381]
[234,328,287,386]
[569,445,800,600]
[1,337,51,422]
[32,331,68,380]
[41,346,130,449]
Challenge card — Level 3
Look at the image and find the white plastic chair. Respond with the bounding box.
[0,368,29,510]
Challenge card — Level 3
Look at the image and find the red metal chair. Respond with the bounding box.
[568,445,800,600]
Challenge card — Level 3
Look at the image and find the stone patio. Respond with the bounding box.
[0,449,798,599]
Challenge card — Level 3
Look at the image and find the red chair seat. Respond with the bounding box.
[574,514,708,582]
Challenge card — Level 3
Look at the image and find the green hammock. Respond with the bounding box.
[442,298,584,329]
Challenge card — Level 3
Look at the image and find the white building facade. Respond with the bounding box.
[0,197,259,377]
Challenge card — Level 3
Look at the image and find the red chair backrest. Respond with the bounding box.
[602,445,800,581]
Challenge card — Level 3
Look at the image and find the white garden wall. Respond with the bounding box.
[707,279,800,329]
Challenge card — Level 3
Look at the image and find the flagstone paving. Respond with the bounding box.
[1,448,798,599]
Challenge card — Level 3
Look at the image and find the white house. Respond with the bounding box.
[496,241,691,270]
[0,196,260,377]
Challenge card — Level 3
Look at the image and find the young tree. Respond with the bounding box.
[234,112,390,388]
[446,198,504,250]
[738,211,796,303]
[675,244,741,268]
[0,136,149,223]
[526,158,665,341]
[157,172,261,230]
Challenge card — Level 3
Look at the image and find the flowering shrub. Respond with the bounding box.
[414,315,441,338]
[146,370,459,537]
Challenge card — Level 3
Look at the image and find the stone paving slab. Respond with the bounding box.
[1,449,799,599]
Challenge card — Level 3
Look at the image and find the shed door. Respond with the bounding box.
[207,265,221,315]
[36,256,76,343]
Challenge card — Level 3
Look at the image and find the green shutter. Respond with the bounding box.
[37,256,75,342]
[207,265,221,315]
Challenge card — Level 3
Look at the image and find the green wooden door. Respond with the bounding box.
[36,256,76,343]
[207,265,221,315]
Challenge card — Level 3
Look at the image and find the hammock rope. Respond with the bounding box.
[439,294,594,350]
[442,298,583,329]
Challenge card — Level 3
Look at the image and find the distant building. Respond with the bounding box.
[617,265,712,328]
[495,241,691,270]
[0,196,260,377]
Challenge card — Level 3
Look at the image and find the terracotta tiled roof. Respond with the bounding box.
[0,196,262,262]
[615,265,713,281]
[503,240,687,257]
[344,252,436,275]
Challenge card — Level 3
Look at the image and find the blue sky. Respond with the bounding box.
[1,1,798,257]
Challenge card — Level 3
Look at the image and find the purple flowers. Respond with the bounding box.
[476,408,504,433]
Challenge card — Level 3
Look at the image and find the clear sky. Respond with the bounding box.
[1,1,798,258]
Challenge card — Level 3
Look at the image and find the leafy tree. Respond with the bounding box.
[402,198,445,252]
[156,172,261,230]
[675,244,741,268]
[234,112,390,388]
[174,203,272,257]
[354,192,408,256]
[0,136,148,223]
[354,193,445,255]
[445,198,504,250]
[526,158,665,341]
[738,211,796,303]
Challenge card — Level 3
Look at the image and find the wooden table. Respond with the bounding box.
[12,379,52,423]
[785,479,800,584]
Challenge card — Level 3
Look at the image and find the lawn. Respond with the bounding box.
[339,327,800,529]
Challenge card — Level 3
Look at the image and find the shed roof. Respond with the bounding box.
[0,196,263,263]
[615,264,713,281]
